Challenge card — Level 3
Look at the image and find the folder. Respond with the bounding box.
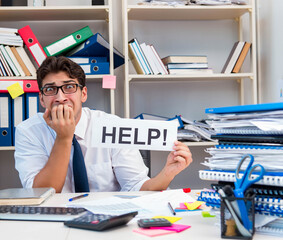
[66,33,124,69]
[135,113,184,129]
[79,62,109,75]
[0,93,12,146]
[0,58,7,76]
[44,26,93,57]
[0,46,13,76]
[25,92,39,119]
[205,102,283,114]
[12,95,25,146]
[18,25,47,66]
[68,56,107,64]
[0,80,39,93]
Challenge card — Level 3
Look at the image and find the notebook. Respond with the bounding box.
[199,170,283,187]
[0,187,55,205]
[211,134,283,144]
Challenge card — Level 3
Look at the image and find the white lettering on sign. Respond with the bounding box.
[92,117,178,151]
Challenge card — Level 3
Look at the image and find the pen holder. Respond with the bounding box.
[220,194,255,240]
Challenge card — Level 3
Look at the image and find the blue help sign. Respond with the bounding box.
[92,118,178,151]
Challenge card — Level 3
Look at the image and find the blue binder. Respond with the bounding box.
[205,102,283,114]
[68,56,107,64]
[66,33,124,69]
[0,93,12,146]
[135,113,184,129]
[12,95,25,146]
[25,92,39,120]
[79,62,110,75]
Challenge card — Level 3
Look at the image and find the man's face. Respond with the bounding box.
[39,71,87,124]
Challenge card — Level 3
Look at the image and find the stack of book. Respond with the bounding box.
[162,55,213,75]
[221,41,251,74]
[0,27,37,77]
[128,38,168,75]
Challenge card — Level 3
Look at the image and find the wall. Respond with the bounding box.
[0,0,257,190]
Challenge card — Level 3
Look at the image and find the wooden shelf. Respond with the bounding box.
[0,6,109,21]
[127,5,252,21]
[128,73,254,82]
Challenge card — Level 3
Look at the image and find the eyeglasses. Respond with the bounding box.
[41,83,83,96]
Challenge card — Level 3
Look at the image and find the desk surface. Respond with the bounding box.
[0,191,281,240]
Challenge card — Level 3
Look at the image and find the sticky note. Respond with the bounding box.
[184,201,204,210]
[7,82,24,99]
[151,224,191,233]
[133,228,174,237]
[153,216,182,223]
[102,75,116,89]
[202,211,216,218]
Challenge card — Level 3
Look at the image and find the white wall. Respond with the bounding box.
[0,0,259,190]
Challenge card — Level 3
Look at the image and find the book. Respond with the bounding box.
[162,55,208,64]
[232,42,251,73]
[168,68,213,75]
[15,46,37,76]
[149,44,168,74]
[221,41,245,74]
[128,42,146,74]
[0,187,55,205]
[10,46,31,76]
[167,62,208,69]
[140,43,160,74]
[5,45,25,77]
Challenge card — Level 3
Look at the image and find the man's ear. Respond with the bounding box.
[39,92,46,108]
[81,86,87,103]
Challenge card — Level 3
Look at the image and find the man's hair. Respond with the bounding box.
[37,56,86,89]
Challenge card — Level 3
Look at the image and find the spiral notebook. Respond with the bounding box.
[198,190,283,217]
[199,169,283,187]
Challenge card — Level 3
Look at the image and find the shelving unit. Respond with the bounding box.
[122,0,257,147]
[0,2,115,114]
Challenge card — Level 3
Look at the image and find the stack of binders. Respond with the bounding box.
[0,81,40,147]
[198,102,283,236]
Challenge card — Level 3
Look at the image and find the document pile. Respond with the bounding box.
[198,102,283,236]
[180,116,216,142]
[138,0,188,6]
[0,27,23,47]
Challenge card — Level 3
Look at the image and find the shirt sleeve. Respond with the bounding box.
[14,122,52,188]
[111,148,150,191]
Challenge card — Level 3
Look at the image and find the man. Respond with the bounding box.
[15,56,192,193]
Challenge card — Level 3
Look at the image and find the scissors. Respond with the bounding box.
[233,154,265,231]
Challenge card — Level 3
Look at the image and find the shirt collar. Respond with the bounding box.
[75,108,87,140]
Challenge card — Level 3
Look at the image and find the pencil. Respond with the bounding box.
[69,193,89,202]
[168,202,176,215]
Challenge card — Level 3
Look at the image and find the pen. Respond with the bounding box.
[69,193,89,202]
[168,202,176,215]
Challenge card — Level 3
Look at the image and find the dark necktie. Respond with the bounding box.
[72,135,90,192]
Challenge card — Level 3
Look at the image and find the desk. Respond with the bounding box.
[0,191,281,240]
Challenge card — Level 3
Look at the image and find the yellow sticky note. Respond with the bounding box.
[153,216,182,223]
[7,82,24,99]
[184,201,204,210]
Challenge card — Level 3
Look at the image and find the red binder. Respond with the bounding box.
[18,25,47,66]
[0,80,40,93]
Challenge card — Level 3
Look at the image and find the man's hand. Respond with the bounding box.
[164,141,192,178]
[43,104,76,140]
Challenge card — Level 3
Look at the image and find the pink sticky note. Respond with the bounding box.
[102,75,116,89]
[133,228,174,237]
[179,203,189,209]
[150,224,191,233]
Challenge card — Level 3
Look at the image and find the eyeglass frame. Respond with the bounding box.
[40,83,84,96]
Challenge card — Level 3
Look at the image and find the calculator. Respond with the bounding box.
[64,211,138,231]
